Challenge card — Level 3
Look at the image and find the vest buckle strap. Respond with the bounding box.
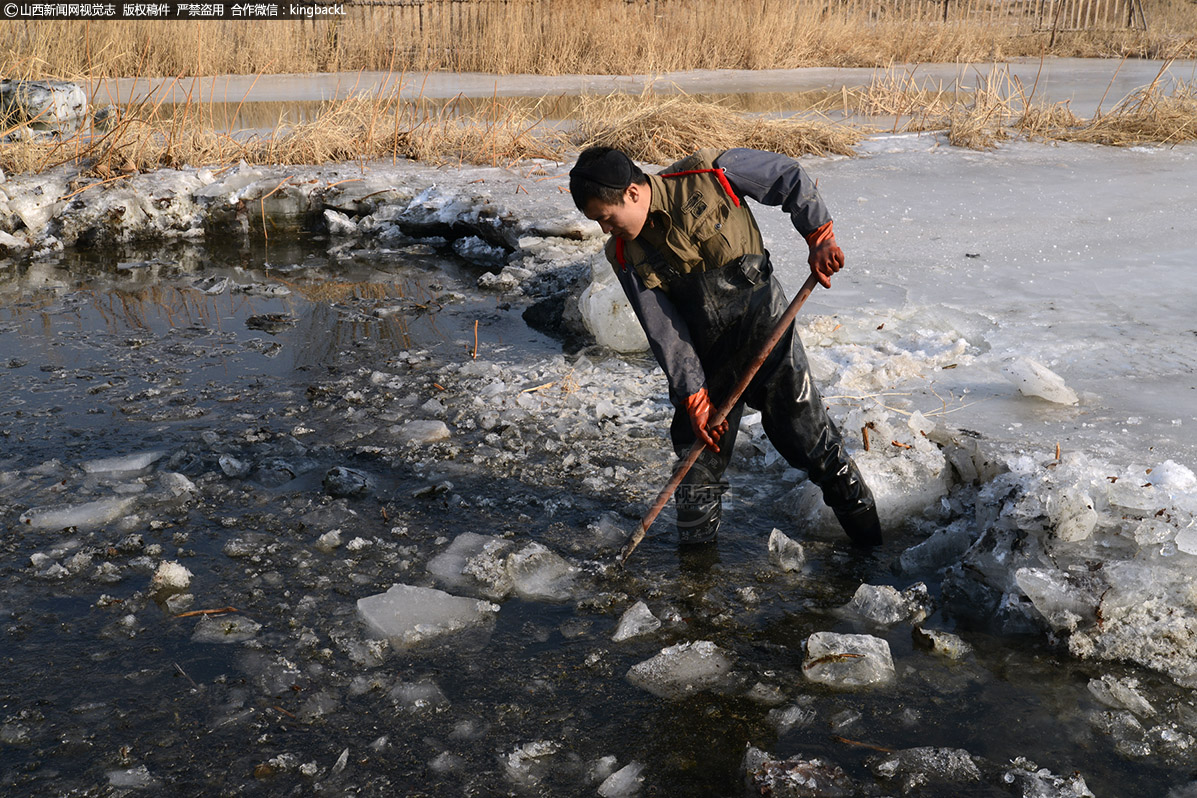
[736,253,770,286]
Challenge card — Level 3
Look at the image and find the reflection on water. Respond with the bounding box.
[131,89,847,134]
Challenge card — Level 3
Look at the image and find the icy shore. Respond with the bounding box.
[3,137,1197,794]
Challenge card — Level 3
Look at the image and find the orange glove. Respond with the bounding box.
[684,388,729,452]
[805,220,845,289]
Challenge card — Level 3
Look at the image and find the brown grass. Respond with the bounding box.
[0,91,569,177]
[569,93,865,163]
[1,0,1193,80]
[2,62,1194,178]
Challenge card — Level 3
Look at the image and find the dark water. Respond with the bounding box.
[0,236,1193,797]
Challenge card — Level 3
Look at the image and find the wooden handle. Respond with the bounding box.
[619,274,821,566]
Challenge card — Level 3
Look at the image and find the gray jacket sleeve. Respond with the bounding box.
[612,260,706,402]
[714,148,831,238]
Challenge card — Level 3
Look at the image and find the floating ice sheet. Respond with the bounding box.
[357,583,499,650]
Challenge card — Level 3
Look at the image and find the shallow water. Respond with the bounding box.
[2,234,1195,797]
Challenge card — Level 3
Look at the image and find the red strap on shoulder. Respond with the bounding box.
[615,237,626,271]
[659,167,741,208]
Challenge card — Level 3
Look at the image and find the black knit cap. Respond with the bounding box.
[569,147,636,190]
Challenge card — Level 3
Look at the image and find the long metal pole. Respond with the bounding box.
[618,273,822,566]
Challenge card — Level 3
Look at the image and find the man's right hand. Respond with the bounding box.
[684,388,728,452]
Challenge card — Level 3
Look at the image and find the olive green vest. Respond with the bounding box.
[604,149,766,292]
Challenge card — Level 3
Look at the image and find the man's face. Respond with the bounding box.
[582,183,649,241]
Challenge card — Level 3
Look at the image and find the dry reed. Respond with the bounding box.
[1,0,1192,81]
[570,93,865,163]
[2,64,1195,179]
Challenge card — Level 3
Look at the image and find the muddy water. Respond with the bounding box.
[0,239,1191,796]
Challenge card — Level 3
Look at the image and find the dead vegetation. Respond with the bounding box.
[1,62,1195,179]
[0,0,1193,80]
[568,93,866,163]
[838,59,1197,149]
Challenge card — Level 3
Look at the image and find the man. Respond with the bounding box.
[568,145,881,548]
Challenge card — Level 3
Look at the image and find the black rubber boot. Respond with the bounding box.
[674,455,728,546]
[665,255,883,548]
[835,501,883,548]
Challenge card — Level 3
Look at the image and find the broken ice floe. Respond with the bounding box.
[836,582,930,628]
[626,640,738,699]
[597,761,645,798]
[743,746,856,797]
[1003,357,1079,405]
[802,631,895,688]
[150,561,192,595]
[19,497,136,531]
[1,80,89,133]
[356,583,499,650]
[191,615,262,644]
[767,528,806,572]
[577,256,649,353]
[611,601,661,642]
[425,534,579,602]
[80,450,166,474]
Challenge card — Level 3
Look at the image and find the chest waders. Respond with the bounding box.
[616,171,881,548]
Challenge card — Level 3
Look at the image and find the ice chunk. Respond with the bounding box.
[453,235,507,265]
[506,542,577,602]
[1087,675,1156,717]
[81,449,166,474]
[626,640,737,699]
[218,454,250,478]
[612,601,661,642]
[1153,460,1197,493]
[913,628,972,660]
[578,258,649,353]
[503,740,560,788]
[767,703,817,735]
[1176,522,1197,556]
[1002,756,1095,797]
[19,497,135,531]
[743,746,856,798]
[191,615,262,643]
[106,765,159,789]
[390,678,449,712]
[768,528,806,572]
[357,583,499,649]
[899,520,976,574]
[316,530,343,551]
[324,209,358,235]
[323,466,374,498]
[802,632,895,688]
[150,561,192,594]
[598,761,645,798]
[587,512,630,552]
[1051,487,1098,542]
[0,80,88,129]
[868,747,982,791]
[426,532,514,599]
[1014,567,1102,632]
[1003,357,1079,405]
[158,472,197,499]
[395,420,451,445]
[838,583,924,627]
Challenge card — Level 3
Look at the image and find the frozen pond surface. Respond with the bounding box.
[87,58,1197,132]
[3,78,1197,795]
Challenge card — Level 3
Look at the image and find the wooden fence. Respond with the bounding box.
[341,0,1149,34]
